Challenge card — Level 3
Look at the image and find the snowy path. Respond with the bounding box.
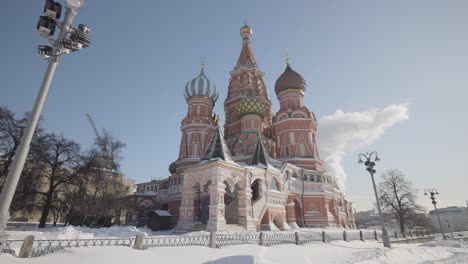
[2,240,468,264]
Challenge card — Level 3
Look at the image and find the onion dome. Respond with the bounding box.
[168,161,177,174]
[184,64,219,102]
[274,63,306,95]
[240,19,252,36]
[236,92,266,118]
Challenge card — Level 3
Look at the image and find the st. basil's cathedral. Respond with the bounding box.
[131,23,356,232]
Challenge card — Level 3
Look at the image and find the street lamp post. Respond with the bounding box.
[446,220,454,239]
[424,188,446,240]
[0,0,90,255]
[358,151,391,248]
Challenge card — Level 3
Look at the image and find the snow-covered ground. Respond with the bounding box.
[7,225,165,240]
[2,239,468,264]
[2,226,468,263]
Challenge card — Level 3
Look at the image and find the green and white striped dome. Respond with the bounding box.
[184,67,219,102]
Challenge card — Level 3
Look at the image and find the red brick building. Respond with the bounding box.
[129,23,355,232]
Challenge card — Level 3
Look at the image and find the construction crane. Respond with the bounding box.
[86,113,101,143]
[86,113,109,155]
[85,114,115,170]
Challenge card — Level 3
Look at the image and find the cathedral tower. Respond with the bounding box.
[171,63,220,173]
[224,22,275,160]
[272,61,324,171]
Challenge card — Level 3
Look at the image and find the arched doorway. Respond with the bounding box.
[200,181,211,224]
[224,181,239,224]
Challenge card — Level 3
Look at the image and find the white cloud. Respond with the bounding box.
[317,104,409,190]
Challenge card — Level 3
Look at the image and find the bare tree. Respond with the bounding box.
[69,132,129,227]
[0,106,27,184]
[31,133,82,228]
[0,106,43,214]
[378,169,424,233]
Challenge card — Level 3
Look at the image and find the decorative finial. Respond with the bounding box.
[240,19,252,37]
[285,48,290,65]
[201,56,205,73]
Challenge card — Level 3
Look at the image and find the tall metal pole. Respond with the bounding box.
[446,220,454,239]
[358,151,391,248]
[425,189,446,240]
[0,4,80,254]
[370,169,391,248]
[433,202,445,239]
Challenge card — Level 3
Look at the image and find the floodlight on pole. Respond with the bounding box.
[424,188,446,240]
[357,151,391,248]
[0,0,90,255]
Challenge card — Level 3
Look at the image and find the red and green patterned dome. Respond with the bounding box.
[275,64,306,95]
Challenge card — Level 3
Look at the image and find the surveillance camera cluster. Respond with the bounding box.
[36,0,90,59]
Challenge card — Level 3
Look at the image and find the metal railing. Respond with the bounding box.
[216,233,260,247]
[326,231,344,241]
[2,229,431,258]
[143,235,209,249]
[298,231,322,244]
[265,233,296,246]
[1,239,23,255]
[362,231,377,240]
[346,231,362,241]
[32,238,134,257]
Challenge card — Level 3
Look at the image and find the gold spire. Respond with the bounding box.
[285,48,290,65]
[240,19,253,36]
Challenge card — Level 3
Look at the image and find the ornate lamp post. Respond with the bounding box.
[424,188,446,240]
[0,0,90,254]
[358,151,391,248]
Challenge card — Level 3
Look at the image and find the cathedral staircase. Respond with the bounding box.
[252,195,267,221]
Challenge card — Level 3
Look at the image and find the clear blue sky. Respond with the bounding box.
[2,0,467,211]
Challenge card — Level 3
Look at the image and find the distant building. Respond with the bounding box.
[430,206,468,232]
[126,179,170,227]
[354,210,399,230]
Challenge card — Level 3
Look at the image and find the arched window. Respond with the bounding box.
[270,177,279,190]
[317,175,322,182]
[285,146,290,156]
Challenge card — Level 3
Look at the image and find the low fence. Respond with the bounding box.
[143,235,210,248]
[2,237,135,258]
[2,229,432,258]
